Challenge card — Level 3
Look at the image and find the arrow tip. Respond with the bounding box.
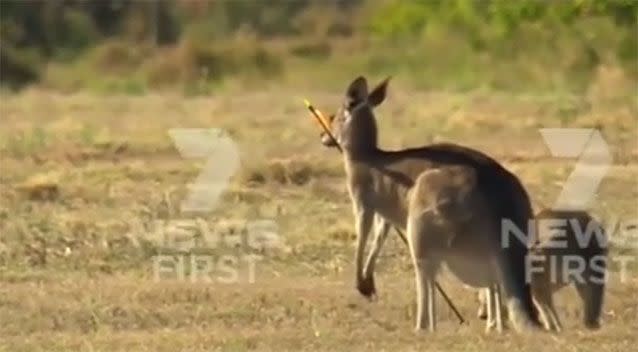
[303,99,311,108]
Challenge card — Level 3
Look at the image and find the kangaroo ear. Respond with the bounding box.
[346,76,368,103]
[368,76,390,107]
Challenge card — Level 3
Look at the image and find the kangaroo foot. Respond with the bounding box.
[357,275,377,299]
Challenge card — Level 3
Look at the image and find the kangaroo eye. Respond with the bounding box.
[344,96,361,110]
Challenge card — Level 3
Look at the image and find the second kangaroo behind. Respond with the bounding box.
[320,76,540,332]
[478,208,608,331]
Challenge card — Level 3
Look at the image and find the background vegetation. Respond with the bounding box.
[1,0,636,94]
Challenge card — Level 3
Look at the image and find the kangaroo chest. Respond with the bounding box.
[346,166,410,230]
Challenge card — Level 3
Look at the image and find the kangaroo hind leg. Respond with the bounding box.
[407,213,439,332]
[486,283,504,333]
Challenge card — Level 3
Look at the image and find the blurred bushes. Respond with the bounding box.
[0,0,635,93]
[367,0,636,39]
[363,0,637,92]
[145,37,282,91]
[0,0,179,88]
[0,44,42,89]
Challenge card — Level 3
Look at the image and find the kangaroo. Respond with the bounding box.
[478,208,608,331]
[409,166,506,332]
[319,76,539,332]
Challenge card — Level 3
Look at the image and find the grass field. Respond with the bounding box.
[0,85,637,351]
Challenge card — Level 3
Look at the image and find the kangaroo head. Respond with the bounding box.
[320,76,390,155]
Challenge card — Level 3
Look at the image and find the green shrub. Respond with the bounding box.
[145,48,185,89]
[145,37,282,91]
[359,0,637,92]
[0,45,42,89]
[53,9,99,60]
[89,40,149,74]
[289,40,332,59]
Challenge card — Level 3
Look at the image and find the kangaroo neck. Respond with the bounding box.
[341,131,379,162]
[343,146,382,173]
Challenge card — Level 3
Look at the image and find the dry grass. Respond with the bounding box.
[0,87,636,351]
